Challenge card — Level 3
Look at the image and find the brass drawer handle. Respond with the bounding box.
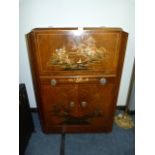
[50,79,57,86]
[70,101,75,108]
[100,78,107,85]
[81,101,87,108]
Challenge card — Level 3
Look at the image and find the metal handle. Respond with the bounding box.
[69,101,75,108]
[51,79,57,86]
[81,101,87,108]
[100,78,107,85]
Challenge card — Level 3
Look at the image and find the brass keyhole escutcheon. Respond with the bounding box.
[69,101,75,108]
[81,101,87,108]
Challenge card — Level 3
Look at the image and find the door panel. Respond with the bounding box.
[35,30,121,75]
[78,82,115,126]
[40,84,79,126]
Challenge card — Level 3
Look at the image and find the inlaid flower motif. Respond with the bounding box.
[50,35,109,70]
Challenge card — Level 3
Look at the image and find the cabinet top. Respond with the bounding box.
[30,27,127,33]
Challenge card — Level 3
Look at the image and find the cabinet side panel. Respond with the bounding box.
[26,32,48,132]
[109,31,128,123]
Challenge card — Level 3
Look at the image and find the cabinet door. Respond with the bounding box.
[34,29,121,75]
[78,81,115,126]
[40,84,79,126]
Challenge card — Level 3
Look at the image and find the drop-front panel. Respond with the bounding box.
[27,28,128,133]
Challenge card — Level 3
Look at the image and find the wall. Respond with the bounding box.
[19,0,135,107]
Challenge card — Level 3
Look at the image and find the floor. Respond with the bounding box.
[25,112,135,155]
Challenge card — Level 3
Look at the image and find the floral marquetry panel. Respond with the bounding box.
[34,29,121,76]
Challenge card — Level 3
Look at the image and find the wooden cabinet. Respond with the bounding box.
[27,27,128,133]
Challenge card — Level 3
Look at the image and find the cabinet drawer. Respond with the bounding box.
[40,75,115,85]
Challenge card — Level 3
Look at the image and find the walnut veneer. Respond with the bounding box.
[27,27,128,133]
